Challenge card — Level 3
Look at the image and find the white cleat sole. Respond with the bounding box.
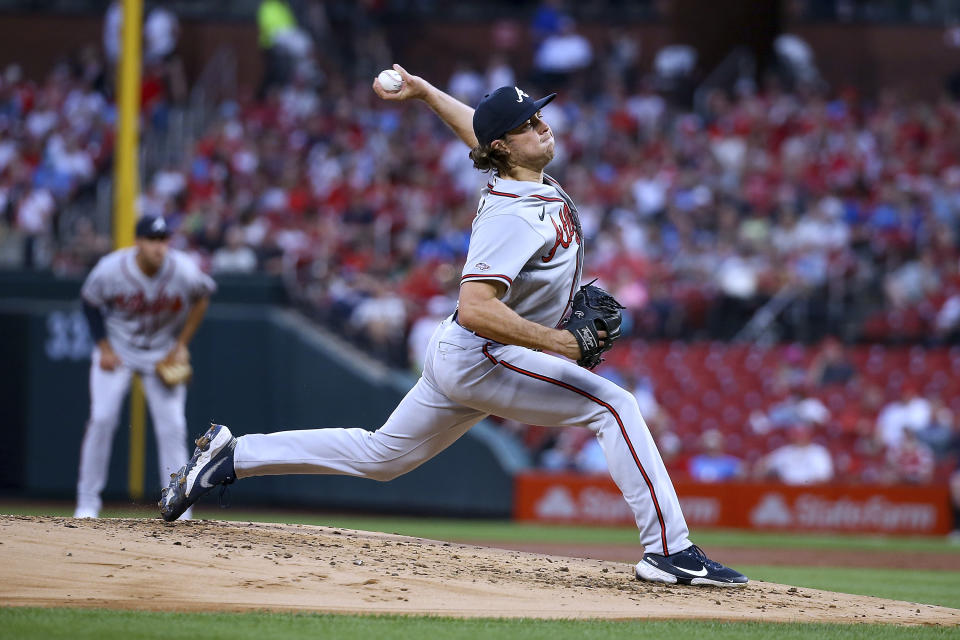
[635,560,748,587]
[635,560,678,584]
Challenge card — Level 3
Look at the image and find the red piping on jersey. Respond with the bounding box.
[461,273,514,285]
[556,240,582,327]
[486,183,565,203]
[486,185,520,198]
[480,342,670,555]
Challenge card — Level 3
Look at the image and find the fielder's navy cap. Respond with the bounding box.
[473,86,557,147]
[135,215,171,239]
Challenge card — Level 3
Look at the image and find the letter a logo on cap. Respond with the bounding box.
[515,87,528,103]
[152,217,166,233]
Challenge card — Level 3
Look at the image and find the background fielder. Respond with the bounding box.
[75,215,215,519]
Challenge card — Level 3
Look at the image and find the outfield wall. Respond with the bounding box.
[515,473,953,535]
[0,274,523,517]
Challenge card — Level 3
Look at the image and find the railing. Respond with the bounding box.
[735,265,886,345]
[140,46,237,182]
[692,46,755,117]
[734,284,800,345]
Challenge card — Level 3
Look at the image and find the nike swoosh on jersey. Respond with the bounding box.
[538,205,546,221]
[674,564,709,577]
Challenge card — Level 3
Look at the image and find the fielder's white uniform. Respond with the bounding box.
[234,173,690,555]
[75,247,216,518]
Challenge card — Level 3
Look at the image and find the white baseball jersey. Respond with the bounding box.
[81,247,216,373]
[461,173,582,327]
[232,171,692,557]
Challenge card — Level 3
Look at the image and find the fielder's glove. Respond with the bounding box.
[563,281,625,370]
[155,358,193,387]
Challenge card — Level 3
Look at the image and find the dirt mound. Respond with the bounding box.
[474,542,960,571]
[1,515,957,626]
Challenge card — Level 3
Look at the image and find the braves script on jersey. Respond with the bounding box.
[81,248,216,372]
[461,173,582,327]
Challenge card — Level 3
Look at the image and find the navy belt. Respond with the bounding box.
[452,310,509,346]
[452,309,474,334]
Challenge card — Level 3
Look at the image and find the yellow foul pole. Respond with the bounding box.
[113,0,146,501]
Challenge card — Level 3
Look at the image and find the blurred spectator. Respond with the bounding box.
[774,344,808,392]
[16,187,56,268]
[884,249,940,309]
[448,62,485,106]
[349,281,408,362]
[53,216,110,276]
[935,292,960,342]
[652,43,697,101]
[540,427,592,471]
[806,338,855,387]
[688,429,744,482]
[258,0,308,97]
[533,17,593,85]
[756,425,834,485]
[653,44,697,81]
[710,244,763,339]
[211,226,258,275]
[750,391,830,434]
[144,6,188,111]
[530,0,567,41]
[627,372,669,431]
[485,54,515,93]
[103,1,122,66]
[576,437,609,474]
[144,5,179,64]
[915,402,959,457]
[883,429,935,484]
[407,294,456,373]
[876,386,932,449]
[774,33,820,88]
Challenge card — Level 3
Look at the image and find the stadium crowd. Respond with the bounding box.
[1,2,959,495]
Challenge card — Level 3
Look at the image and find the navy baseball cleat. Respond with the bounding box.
[635,544,748,587]
[159,424,237,522]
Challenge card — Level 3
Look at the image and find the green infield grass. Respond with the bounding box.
[1,608,957,640]
[737,565,960,609]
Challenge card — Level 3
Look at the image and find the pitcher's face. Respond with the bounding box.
[498,111,555,171]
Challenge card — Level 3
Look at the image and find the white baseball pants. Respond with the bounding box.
[75,349,192,519]
[234,318,690,555]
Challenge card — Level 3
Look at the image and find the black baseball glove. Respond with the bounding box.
[563,281,625,369]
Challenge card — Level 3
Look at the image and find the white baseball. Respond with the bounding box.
[377,69,403,93]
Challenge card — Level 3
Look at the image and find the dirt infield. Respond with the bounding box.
[2,515,958,626]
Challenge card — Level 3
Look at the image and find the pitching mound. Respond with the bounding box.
[1,515,957,625]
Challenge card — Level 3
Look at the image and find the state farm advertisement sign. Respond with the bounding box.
[514,473,952,535]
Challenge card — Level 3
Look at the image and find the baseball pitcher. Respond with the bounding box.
[159,67,747,586]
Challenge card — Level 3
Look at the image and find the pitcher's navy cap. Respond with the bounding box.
[472,86,557,146]
[135,215,171,239]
